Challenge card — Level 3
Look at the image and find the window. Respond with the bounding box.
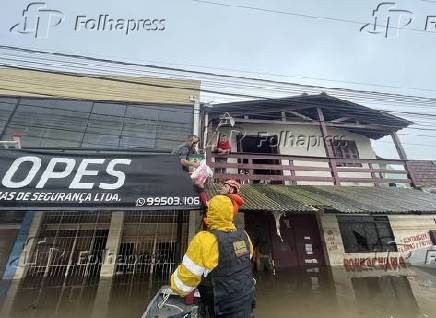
[0,97,193,151]
[331,140,361,167]
[337,216,397,253]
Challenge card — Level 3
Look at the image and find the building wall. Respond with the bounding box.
[388,215,436,264]
[218,122,378,185]
[0,69,200,280]
[320,214,436,268]
[0,68,200,105]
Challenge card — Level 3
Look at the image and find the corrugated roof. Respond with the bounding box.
[208,94,412,139]
[205,184,436,214]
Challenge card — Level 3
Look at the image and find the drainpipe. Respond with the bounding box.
[187,96,201,255]
[190,96,200,137]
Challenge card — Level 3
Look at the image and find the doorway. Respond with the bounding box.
[237,135,282,183]
[245,212,326,269]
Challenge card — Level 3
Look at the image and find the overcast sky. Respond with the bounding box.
[1,0,436,159]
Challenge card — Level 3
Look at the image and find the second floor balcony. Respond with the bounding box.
[206,151,427,188]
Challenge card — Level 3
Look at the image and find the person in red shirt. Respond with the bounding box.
[219,179,245,215]
[214,134,231,175]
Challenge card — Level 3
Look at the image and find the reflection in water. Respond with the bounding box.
[352,276,418,318]
[255,267,340,318]
[0,267,435,318]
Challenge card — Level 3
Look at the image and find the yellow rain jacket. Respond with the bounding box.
[170,195,253,296]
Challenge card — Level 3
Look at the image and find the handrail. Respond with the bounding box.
[207,151,413,186]
[210,151,408,165]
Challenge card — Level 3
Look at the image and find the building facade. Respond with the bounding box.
[1,72,436,292]
[0,67,201,283]
[205,93,436,273]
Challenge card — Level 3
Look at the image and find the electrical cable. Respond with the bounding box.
[1,45,435,102]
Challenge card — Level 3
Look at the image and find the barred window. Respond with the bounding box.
[332,140,361,167]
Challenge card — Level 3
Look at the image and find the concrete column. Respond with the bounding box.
[0,211,43,317]
[100,212,124,278]
[91,278,114,318]
[319,214,346,266]
[187,210,198,243]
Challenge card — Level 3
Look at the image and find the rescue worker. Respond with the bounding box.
[170,195,255,317]
[202,180,245,230]
[218,180,245,215]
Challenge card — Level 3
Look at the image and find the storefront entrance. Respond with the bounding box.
[245,212,326,269]
[25,212,112,280]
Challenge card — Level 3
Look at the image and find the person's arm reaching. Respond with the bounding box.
[180,158,200,169]
[179,147,200,169]
[170,232,218,296]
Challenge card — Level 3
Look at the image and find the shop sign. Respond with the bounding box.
[0,149,200,210]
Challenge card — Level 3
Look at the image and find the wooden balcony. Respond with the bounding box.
[207,152,416,186]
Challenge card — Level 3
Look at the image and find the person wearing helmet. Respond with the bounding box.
[219,180,245,215]
[201,180,245,231]
[170,195,255,317]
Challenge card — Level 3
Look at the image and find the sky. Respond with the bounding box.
[1,0,436,159]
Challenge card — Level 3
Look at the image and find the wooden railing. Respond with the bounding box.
[206,152,414,186]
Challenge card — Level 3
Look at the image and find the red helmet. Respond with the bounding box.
[224,179,241,194]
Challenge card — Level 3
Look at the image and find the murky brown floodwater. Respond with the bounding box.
[0,266,435,318]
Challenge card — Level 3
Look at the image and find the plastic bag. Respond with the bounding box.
[191,160,213,184]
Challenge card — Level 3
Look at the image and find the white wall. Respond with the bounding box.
[320,214,436,267]
[217,122,378,186]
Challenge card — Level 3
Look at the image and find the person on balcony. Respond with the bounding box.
[170,195,255,318]
[214,134,231,175]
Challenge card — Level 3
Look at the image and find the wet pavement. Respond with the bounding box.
[0,266,435,318]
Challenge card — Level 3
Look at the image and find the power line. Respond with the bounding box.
[1,58,434,127]
[3,47,436,120]
[2,48,436,123]
[1,45,435,102]
[4,75,435,135]
[2,48,436,152]
[193,0,432,35]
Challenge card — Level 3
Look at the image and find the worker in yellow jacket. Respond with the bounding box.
[170,195,255,317]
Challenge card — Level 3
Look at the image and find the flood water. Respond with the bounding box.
[0,266,435,318]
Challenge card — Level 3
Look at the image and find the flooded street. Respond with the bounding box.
[0,266,435,318]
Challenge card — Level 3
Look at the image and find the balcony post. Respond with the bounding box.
[391,132,417,187]
[317,107,340,185]
[368,163,379,187]
[289,159,297,185]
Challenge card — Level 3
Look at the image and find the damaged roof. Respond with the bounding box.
[205,184,436,214]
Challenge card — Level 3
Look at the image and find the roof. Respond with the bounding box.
[205,184,436,214]
[408,160,436,188]
[208,93,412,139]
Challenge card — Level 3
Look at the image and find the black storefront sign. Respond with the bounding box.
[0,149,200,211]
